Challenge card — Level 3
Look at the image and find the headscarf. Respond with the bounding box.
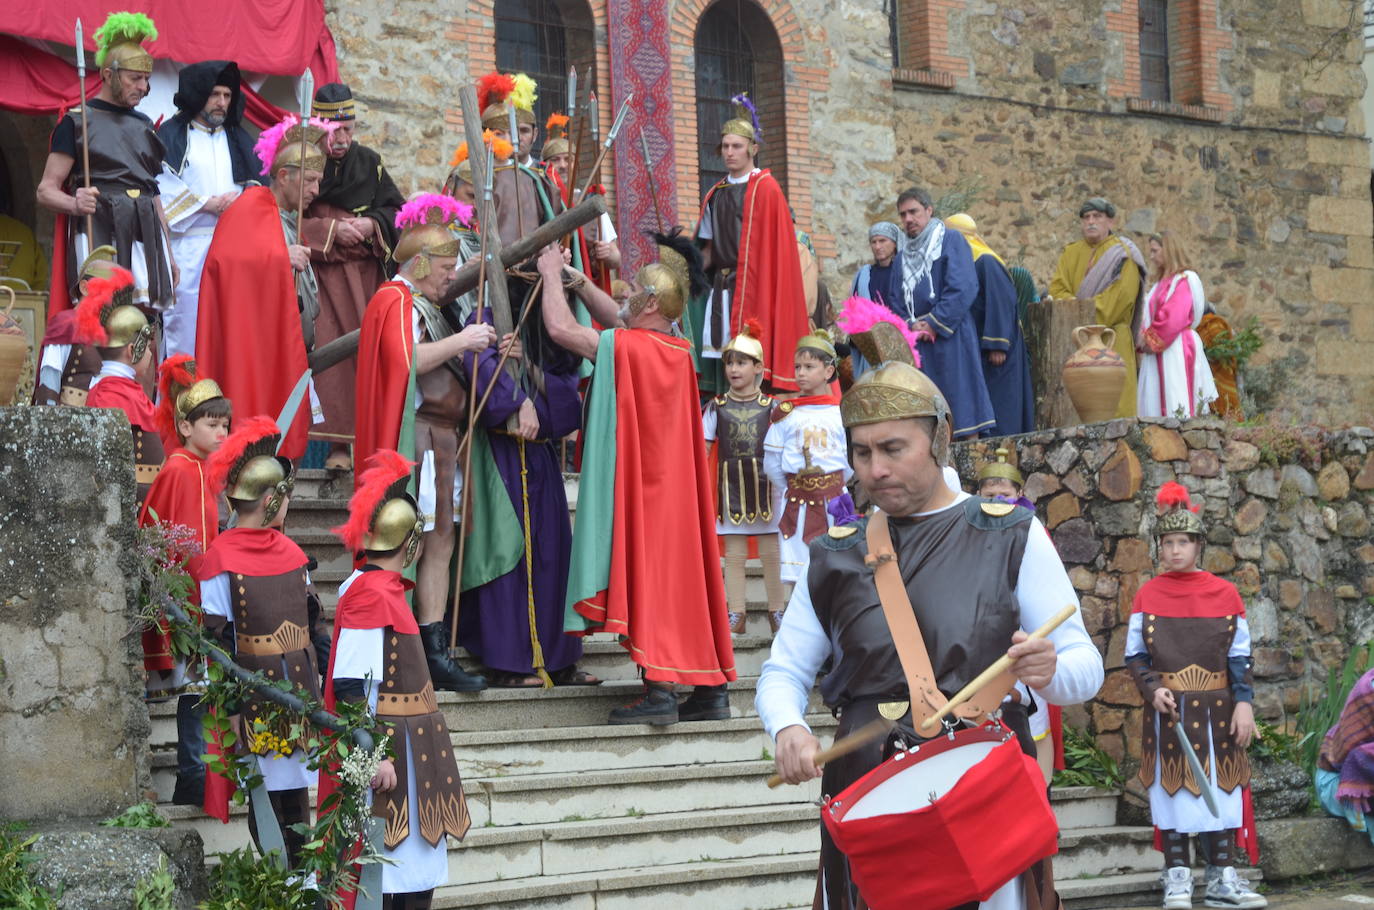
[1321,668,1374,813]
[945,212,1005,266]
[868,221,901,244]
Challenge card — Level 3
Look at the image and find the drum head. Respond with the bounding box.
[845,740,1000,821]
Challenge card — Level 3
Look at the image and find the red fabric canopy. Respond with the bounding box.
[3,0,337,121]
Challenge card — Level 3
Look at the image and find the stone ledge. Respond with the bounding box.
[892,67,956,90]
[1257,815,1374,880]
[1125,96,1225,122]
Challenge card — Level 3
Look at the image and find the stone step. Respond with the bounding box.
[1052,825,1160,879]
[1059,866,1265,909]
[429,854,819,909]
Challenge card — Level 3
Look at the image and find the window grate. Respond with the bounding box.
[1138,0,1171,102]
[496,0,595,157]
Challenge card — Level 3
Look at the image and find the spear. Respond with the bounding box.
[508,101,523,238]
[449,141,497,658]
[296,68,315,232]
[566,89,593,214]
[74,19,94,243]
[639,127,664,233]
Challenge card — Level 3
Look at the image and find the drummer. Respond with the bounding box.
[756,321,1103,910]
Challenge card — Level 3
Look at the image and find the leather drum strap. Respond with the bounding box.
[865,511,1019,729]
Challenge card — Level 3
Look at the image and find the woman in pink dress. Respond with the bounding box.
[1136,232,1218,418]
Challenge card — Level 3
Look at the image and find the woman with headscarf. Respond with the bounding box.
[1136,231,1218,418]
[851,221,903,314]
[1318,667,1374,844]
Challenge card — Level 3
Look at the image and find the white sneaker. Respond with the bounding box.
[1203,866,1267,908]
[1162,865,1194,909]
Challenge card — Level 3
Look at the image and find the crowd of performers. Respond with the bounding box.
[22,12,1271,909]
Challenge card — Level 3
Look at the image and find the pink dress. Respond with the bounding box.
[1136,271,1217,418]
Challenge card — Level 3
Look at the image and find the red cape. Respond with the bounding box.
[700,170,809,391]
[353,281,414,488]
[196,526,308,580]
[87,375,157,431]
[138,449,217,671]
[573,329,736,686]
[317,567,417,910]
[1131,570,1244,618]
[195,186,311,459]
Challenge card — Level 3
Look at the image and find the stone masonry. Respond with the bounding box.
[952,416,1374,776]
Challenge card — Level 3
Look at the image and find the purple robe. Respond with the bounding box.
[457,317,583,676]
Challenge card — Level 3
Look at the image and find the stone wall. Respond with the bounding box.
[0,407,150,820]
[951,416,1374,770]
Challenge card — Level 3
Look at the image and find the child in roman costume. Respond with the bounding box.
[702,320,784,634]
[1125,482,1265,910]
[75,264,163,502]
[324,450,471,909]
[198,416,326,867]
[762,329,851,630]
[139,354,231,806]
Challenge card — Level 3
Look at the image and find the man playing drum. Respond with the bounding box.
[756,320,1104,910]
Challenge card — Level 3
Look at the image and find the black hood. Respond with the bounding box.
[172,60,245,127]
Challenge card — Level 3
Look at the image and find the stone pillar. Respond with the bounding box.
[0,406,150,820]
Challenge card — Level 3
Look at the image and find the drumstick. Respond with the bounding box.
[766,717,894,789]
[918,604,1078,733]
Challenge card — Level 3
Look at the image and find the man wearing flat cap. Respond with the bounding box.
[301,82,405,470]
[1049,197,1147,418]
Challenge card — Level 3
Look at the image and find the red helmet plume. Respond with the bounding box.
[73,267,135,345]
[205,415,278,497]
[476,72,516,113]
[1155,480,1199,513]
[333,449,415,553]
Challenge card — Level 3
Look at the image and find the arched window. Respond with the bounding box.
[495,0,595,156]
[694,0,787,198]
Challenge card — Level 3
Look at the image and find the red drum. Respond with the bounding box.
[821,722,1058,910]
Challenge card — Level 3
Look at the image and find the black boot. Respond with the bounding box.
[678,684,730,721]
[171,771,205,807]
[420,622,487,692]
[608,683,678,725]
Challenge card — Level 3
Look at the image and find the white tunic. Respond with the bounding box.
[201,570,316,792]
[1126,611,1250,833]
[755,493,1104,910]
[332,569,450,894]
[762,402,852,583]
[156,121,243,358]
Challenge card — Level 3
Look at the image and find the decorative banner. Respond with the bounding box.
[606,0,678,273]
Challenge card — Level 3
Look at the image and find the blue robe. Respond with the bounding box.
[969,253,1035,436]
[903,228,997,438]
[457,312,583,678]
[852,260,905,318]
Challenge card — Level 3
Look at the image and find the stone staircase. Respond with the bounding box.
[145,469,1254,908]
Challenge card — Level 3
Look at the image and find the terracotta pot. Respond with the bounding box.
[0,288,27,406]
[1062,324,1125,424]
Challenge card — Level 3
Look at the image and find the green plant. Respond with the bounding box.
[1230,416,1330,469]
[0,827,59,909]
[203,847,317,910]
[133,856,175,910]
[1294,641,1374,777]
[1250,720,1310,766]
[930,177,986,219]
[101,801,170,829]
[1052,726,1125,791]
[1202,315,1263,372]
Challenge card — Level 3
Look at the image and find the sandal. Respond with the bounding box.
[549,666,602,686]
[488,670,545,688]
[728,611,746,635]
[768,610,786,636]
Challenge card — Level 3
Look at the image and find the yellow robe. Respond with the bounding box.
[1049,235,1141,418]
[0,214,49,291]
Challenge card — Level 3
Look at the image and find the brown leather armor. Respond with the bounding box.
[1127,613,1251,796]
[34,343,103,406]
[374,628,471,848]
[132,425,165,504]
[713,392,774,525]
[231,566,323,738]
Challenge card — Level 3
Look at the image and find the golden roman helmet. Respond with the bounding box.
[841,320,953,464]
[722,93,759,143]
[337,450,423,566]
[177,378,224,422]
[207,417,294,524]
[74,265,153,360]
[94,12,158,76]
[542,137,570,160]
[269,122,329,176]
[395,223,461,280]
[635,262,686,321]
[978,447,1024,487]
[721,320,765,363]
[795,328,837,362]
[78,245,119,283]
[1155,482,1205,538]
[366,480,424,568]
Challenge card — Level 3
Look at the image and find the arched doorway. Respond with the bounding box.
[694,0,787,197]
[495,0,596,157]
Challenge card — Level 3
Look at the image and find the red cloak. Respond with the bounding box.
[352,281,414,488]
[87,375,157,430]
[138,448,217,671]
[573,329,736,686]
[700,170,809,391]
[1131,569,1245,619]
[317,567,417,910]
[195,186,311,459]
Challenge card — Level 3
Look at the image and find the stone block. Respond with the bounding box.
[1317,461,1351,500]
[1280,464,1319,497]
[1093,705,1125,732]
[1092,501,1143,537]
[1233,561,1262,594]
[1232,498,1269,536]
[1046,492,1081,528]
[1062,467,1091,498]
[1098,441,1142,501]
[1279,579,1305,610]
[1052,517,1101,565]
[1252,69,1281,107]
[1287,529,1325,583]
[1249,596,1278,643]
[1318,339,1374,377]
[1233,535,1262,561]
[1308,587,1338,633]
[1262,540,1290,573]
[1023,471,1061,502]
[1336,584,1360,599]
[1337,501,1371,537]
[1253,647,1298,678]
[1187,448,1220,478]
[29,826,208,909]
[1143,425,1187,462]
[1094,574,1119,598]
[1222,440,1260,471]
[1308,134,1371,167]
[1097,669,1143,707]
[1068,565,1096,591]
[1245,468,1281,499]
[1258,816,1374,881]
[1111,538,1153,573]
[1301,0,1356,27]
[1202,548,1237,574]
[1355,543,1374,564]
[1079,595,1114,636]
[1308,196,1373,237]
[1357,453,1374,489]
[1047,440,1080,475]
